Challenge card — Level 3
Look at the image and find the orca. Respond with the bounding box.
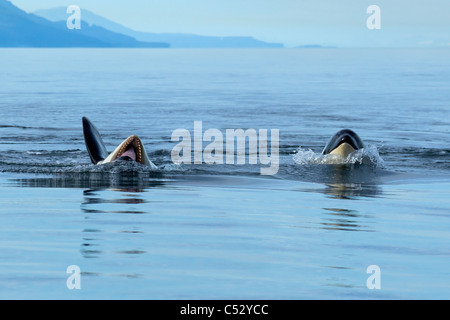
[322,129,364,158]
[82,117,156,168]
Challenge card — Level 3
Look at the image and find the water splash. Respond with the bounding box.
[292,144,385,168]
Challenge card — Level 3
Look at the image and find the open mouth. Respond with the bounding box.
[119,146,137,161]
[114,135,144,164]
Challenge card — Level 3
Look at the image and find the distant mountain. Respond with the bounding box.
[0,0,169,48]
[294,44,336,49]
[34,7,284,48]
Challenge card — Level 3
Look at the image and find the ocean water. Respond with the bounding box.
[0,48,449,299]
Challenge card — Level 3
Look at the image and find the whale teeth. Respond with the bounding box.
[115,136,143,164]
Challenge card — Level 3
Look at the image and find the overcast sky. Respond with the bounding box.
[10,0,450,47]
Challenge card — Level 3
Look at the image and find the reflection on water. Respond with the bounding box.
[322,183,382,200]
[321,207,374,232]
[82,189,147,214]
[8,173,167,262]
[80,187,153,259]
[293,165,384,233]
[11,172,167,189]
[81,228,102,259]
[317,164,389,186]
[318,183,380,233]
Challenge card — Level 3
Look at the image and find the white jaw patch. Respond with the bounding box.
[329,142,356,158]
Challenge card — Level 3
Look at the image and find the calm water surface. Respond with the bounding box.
[0,48,449,299]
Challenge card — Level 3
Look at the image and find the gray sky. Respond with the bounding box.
[10,0,450,47]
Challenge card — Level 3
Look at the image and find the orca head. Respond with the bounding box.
[322,129,364,158]
[83,117,153,167]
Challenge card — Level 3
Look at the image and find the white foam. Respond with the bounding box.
[293,144,385,168]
